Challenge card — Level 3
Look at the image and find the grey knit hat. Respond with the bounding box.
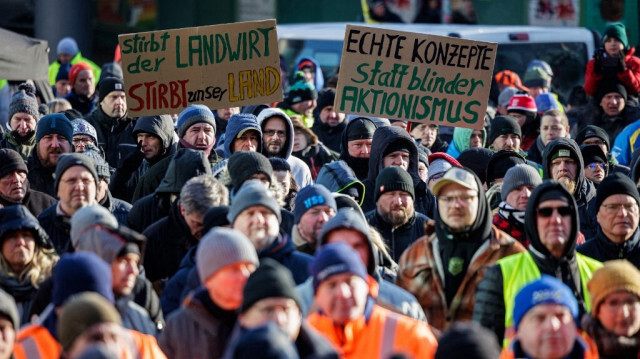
[70,205,118,248]
[501,164,542,201]
[54,153,99,195]
[196,227,259,281]
[80,144,110,182]
[228,180,281,224]
[0,288,19,330]
[9,83,40,122]
[71,119,98,146]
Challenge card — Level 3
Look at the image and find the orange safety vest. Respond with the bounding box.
[13,325,62,359]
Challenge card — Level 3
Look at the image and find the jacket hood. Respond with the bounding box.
[224,114,262,158]
[155,148,212,194]
[452,127,486,154]
[294,56,324,91]
[256,108,293,160]
[315,160,366,205]
[0,205,51,249]
[74,225,146,264]
[525,180,579,259]
[366,126,421,185]
[630,149,640,183]
[542,137,586,188]
[339,117,377,157]
[132,115,176,150]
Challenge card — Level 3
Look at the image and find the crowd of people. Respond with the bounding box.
[0,21,640,359]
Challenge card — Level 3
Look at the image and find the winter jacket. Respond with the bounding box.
[419,136,449,154]
[397,222,525,331]
[64,89,96,115]
[473,181,602,345]
[37,204,71,255]
[612,118,640,166]
[48,52,101,85]
[115,296,157,336]
[84,105,137,169]
[0,185,56,218]
[99,190,131,225]
[159,287,238,359]
[0,130,35,160]
[360,126,436,218]
[584,47,640,97]
[578,226,640,268]
[311,119,346,154]
[292,143,339,180]
[160,245,197,316]
[259,233,312,285]
[581,313,640,359]
[570,100,640,144]
[26,150,56,198]
[365,209,428,262]
[315,160,366,205]
[525,135,545,164]
[142,200,198,283]
[257,108,313,188]
[542,138,599,239]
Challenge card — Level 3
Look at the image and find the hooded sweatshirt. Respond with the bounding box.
[542,138,598,239]
[211,114,263,178]
[256,108,313,188]
[445,127,487,159]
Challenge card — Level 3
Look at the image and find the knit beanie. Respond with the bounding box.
[36,113,73,144]
[595,172,640,210]
[269,157,291,172]
[315,88,336,112]
[374,166,414,201]
[69,62,93,86]
[58,292,121,351]
[486,150,526,185]
[523,67,552,89]
[70,205,118,248]
[71,119,98,145]
[293,184,337,224]
[57,37,79,56]
[498,87,518,107]
[488,115,522,145]
[228,151,273,190]
[580,145,607,166]
[382,140,411,158]
[513,275,578,330]
[56,63,72,83]
[287,71,317,105]
[346,117,377,141]
[0,148,28,178]
[176,104,217,138]
[457,148,494,185]
[588,260,640,315]
[501,164,542,201]
[196,227,259,282]
[309,242,368,292]
[507,93,537,114]
[242,258,302,312]
[52,252,114,306]
[97,77,125,104]
[9,83,40,122]
[597,80,628,104]
[54,153,99,194]
[535,93,560,114]
[435,322,501,359]
[417,146,430,166]
[527,60,554,77]
[80,144,110,182]
[427,152,462,181]
[575,125,610,150]
[602,22,628,49]
[233,323,300,359]
[228,180,281,224]
[0,289,19,331]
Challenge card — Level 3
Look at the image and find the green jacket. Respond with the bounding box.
[48,52,101,85]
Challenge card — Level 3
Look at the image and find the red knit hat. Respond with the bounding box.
[427,152,462,167]
[69,62,93,86]
[507,93,537,113]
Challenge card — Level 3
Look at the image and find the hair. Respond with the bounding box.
[541,109,568,126]
[0,240,58,288]
[180,175,229,215]
[46,98,72,114]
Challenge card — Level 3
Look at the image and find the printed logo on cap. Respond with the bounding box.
[115,83,123,90]
[557,149,571,158]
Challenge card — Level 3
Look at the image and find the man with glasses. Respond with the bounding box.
[396,167,525,331]
[578,173,640,268]
[474,180,602,346]
[581,145,609,186]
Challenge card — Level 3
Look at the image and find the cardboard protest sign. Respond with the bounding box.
[335,25,497,130]
[118,19,282,117]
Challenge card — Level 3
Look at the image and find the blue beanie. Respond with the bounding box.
[535,93,560,114]
[36,114,73,144]
[56,63,72,82]
[52,252,114,306]
[57,37,79,57]
[176,104,216,138]
[513,275,578,329]
[293,185,337,224]
[309,242,367,291]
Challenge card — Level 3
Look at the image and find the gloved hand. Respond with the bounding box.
[593,49,604,75]
[618,55,627,73]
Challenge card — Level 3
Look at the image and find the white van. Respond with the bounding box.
[277,22,598,101]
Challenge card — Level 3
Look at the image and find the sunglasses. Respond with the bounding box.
[586,162,607,171]
[537,206,572,218]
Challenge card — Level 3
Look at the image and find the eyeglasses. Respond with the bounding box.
[438,195,476,205]
[601,203,639,214]
[263,129,286,138]
[536,206,572,218]
[586,162,607,171]
[72,137,93,145]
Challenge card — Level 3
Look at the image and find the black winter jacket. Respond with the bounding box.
[365,209,428,262]
[84,106,137,169]
[26,150,56,198]
[37,204,71,254]
[578,227,640,268]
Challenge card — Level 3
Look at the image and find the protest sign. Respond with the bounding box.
[335,25,497,130]
[119,19,282,117]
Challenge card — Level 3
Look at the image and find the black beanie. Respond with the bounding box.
[347,117,377,141]
[316,88,336,112]
[596,172,640,211]
[54,153,99,195]
[488,115,521,145]
[486,150,526,185]
[457,148,494,185]
[575,125,610,150]
[374,166,415,201]
[228,151,273,190]
[98,77,125,104]
[0,149,28,178]
[597,80,628,104]
[382,140,411,158]
[580,145,607,166]
[241,258,302,312]
[435,322,501,359]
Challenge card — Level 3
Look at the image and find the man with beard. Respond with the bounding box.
[84,77,137,168]
[38,153,99,254]
[27,114,74,198]
[488,116,522,153]
[542,138,599,239]
[311,88,346,153]
[65,62,97,115]
[473,180,602,346]
[291,184,337,254]
[0,83,40,160]
[365,166,427,262]
[257,108,312,188]
[396,167,525,332]
[0,149,56,217]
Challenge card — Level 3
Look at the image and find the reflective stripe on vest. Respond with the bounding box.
[380,314,398,359]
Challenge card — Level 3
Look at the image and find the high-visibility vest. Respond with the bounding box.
[13,325,62,359]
